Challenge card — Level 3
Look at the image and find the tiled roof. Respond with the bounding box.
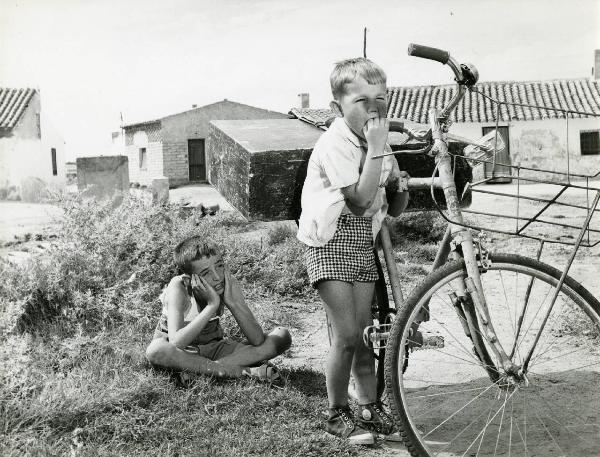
[290,78,600,125]
[387,78,600,123]
[288,107,333,129]
[122,118,162,129]
[0,88,36,129]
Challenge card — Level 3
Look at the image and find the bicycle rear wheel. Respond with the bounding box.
[384,253,600,457]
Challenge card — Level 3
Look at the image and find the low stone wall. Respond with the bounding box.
[77,156,129,198]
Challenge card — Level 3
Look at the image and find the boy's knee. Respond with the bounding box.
[145,338,173,367]
[268,327,292,353]
[334,334,358,354]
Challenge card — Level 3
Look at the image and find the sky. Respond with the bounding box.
[1,0,599,160]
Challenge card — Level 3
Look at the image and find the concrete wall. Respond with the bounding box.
[448,117,600,181]
[0,92,66,198]
[76,155,129,198]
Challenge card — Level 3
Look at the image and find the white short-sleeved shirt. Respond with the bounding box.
[297,117,399,247]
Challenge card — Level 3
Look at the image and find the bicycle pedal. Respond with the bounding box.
[363,323,392,349]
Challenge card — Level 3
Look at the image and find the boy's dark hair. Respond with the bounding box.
[173,236,220,274]
[330,57,387,100]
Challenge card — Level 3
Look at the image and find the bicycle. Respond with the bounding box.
[364,44,600,456]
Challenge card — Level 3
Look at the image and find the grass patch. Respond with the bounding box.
[0,324,371,456]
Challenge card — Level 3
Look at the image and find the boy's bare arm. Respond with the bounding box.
[166,277,220,349]
[387,163,410,217]
[222,269,265,346]
[341,117,389,210]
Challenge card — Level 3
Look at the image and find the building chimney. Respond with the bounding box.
[595,50,600,79]
[298,93,310,108]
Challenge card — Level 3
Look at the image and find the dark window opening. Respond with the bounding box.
[139,148,147,170]
[51,148,57,176]
[580,131,600,155]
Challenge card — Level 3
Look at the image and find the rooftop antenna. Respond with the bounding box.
[363,27,367,58]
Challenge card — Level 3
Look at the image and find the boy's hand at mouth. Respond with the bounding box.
[363,116,390,155]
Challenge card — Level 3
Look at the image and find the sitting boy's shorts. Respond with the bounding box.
[153,330,243,360]
[304,213,379,287]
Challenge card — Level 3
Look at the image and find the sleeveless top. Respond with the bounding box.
[156,274,225,345]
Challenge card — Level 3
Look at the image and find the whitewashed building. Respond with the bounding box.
[0,88,66,197]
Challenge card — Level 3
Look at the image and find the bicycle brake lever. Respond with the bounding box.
[371,143,433,159]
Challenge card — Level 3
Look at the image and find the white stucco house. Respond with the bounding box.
[0,88,66,199]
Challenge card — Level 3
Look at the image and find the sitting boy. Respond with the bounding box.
[146,236,292,382]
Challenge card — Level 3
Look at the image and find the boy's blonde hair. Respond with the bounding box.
[330,57,387,100]
[173,236,221,274]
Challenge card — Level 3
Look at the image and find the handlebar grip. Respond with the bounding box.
[407,43,450,64]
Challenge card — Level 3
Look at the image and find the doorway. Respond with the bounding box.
[188,139,206,182]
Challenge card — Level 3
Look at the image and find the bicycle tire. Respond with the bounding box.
[384,253,600,457]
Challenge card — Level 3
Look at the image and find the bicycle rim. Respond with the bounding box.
[384,254,600,457]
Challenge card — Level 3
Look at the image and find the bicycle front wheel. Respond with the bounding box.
[384,253,600,457]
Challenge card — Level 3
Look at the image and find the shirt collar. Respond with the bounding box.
[330,117,363,148]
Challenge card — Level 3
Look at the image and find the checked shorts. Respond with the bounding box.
[305,213,379,287]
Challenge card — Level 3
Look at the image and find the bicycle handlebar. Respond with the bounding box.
[407,43,450,65]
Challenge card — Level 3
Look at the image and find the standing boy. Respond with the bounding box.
[297,57,409,444]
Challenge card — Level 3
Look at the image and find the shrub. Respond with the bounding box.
[0,193,312,337]
[226,234,311,298]
[266,223,296,246]
[388,211,447,245]
[0,194,234,335]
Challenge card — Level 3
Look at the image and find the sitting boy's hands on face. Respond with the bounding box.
[190,273,220,307]
[223,268,244,309]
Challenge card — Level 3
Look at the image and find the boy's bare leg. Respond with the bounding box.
[350,281,377,405]
[318,280,360,408]
[217,327,292,366]
[146,337,243,378]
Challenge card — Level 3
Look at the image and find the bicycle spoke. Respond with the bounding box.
[531,403,566,456]
[475,388,503,457]
[427,312,488,366]
[431,290,503,368]
[409,385,490,400]
[411,382,492,423]
[513,411,530,457]
[508,394,513,457]
[529,358,600,374]
[492,388,509,456]
[512,280,553,358]
[460,387,519,457]
[529,344,592,370]
[498,269,517,336]
[431,405,495,457]
[422,381,500,439]
[528,389,597,448]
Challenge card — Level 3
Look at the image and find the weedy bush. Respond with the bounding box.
[388,210,446,245]
[0,193,312,337]
[266,223,297,246]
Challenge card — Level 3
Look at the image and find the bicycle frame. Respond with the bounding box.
[370,45,557,383]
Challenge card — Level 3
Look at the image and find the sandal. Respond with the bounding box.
[244,363,282,384]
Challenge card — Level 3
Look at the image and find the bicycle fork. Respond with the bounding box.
[431,108,521,381]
